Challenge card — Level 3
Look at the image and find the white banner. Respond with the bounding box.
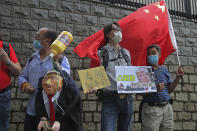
[115,66,157,94]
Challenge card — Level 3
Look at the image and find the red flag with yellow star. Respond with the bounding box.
[74,0,177,67]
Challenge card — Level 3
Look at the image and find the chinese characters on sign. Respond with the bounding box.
[78,66,111,93]
[116,66,157,93]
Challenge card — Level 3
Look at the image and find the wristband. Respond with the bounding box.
[21,82,30,92]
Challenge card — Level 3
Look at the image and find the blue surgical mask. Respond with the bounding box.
[148,55,159,65]
[33,40,43,50]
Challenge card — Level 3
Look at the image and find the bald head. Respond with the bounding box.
[38,28,48,35]
[36,28,57,45]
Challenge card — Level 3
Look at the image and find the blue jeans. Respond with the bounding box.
[0,89,11,131]
[101,95,133,131]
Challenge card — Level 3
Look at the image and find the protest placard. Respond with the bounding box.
[78,66,111,93]
[116,66,157,93]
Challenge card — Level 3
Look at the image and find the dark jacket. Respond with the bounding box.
[35,70,83,131]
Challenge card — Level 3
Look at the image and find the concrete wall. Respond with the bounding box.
[0,0,197,130]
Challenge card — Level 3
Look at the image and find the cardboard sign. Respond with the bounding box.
[78,66,111,93]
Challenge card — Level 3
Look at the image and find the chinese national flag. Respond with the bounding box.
[74,0,177,67]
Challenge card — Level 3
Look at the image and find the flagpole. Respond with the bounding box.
[165,0,184,86]
[176,49,181,66]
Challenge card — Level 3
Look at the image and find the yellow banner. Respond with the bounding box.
[78,66,111,93]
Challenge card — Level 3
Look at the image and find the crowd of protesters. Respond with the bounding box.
[0,22,183,131]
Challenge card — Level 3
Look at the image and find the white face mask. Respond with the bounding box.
[111,31,122,43]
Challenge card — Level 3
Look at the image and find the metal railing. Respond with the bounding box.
[91,0,197,21]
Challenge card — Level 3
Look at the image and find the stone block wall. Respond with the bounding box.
[0,0,196,130]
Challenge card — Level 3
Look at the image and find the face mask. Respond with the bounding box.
[33,40,43,50]
[111,31,122,43]
[147,55,159,65]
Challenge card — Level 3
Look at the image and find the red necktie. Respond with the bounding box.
[48,95,55,124]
